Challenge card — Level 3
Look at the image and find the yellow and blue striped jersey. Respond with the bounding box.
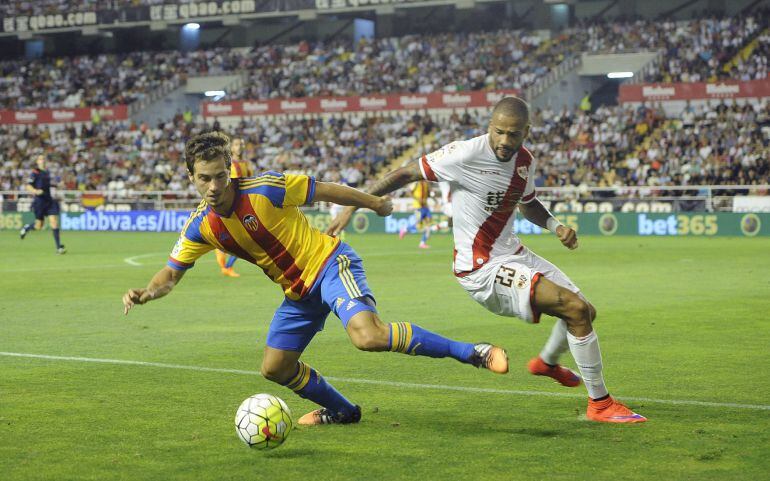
[412,180,430,208]
[230,159,254,179]
[168,172,339,300]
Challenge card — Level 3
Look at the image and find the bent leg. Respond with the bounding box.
[346,309,476,363]
[261,345,357,417]
[533,277,608,400]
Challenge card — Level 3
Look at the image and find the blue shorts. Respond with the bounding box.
[417,207,431,227]
[266,242,377,351]
[33,198,60,220]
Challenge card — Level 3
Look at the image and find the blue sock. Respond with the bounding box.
[389,322,474,364]
[282,361,356,415]
[23,223,35,232]
[52,228,61,248]
[421,231,429,243]
[225,255,237,268]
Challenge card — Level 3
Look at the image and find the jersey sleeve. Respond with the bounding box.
[28,171,38,186]
[283,173,316,206]
[520,158,538,204]
[418,141,467,183]
[167,215,213,270]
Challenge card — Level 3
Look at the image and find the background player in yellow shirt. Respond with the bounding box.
[403,179,433,249]
[122,132,507,426]
[215,137,253,277]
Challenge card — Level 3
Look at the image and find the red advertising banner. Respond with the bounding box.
[619,79,770,103]
[202,90,520,118]
[0,105,128,125]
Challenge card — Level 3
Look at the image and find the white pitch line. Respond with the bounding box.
[123,252,167,266]
[1,264,131,273]
[2,351,768,411]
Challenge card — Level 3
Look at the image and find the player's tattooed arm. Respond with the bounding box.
[325,161,422,235]
[519,200,578,250]
[518,199,553,229]
[364,161,423,197]
[122,266,186,315]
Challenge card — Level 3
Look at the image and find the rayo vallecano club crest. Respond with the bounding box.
[517,166,529,179]
[242,214,259,231]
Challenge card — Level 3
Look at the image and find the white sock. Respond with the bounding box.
[567,330,609,400]
[539,319,569,365]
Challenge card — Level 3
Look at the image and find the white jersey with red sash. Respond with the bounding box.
[418,134,537,276]
[417,134,578,324]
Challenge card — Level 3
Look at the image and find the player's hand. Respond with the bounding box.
[326,206,355,236]
[555,225,578,250]
[122,288,151,315]
[373,196,393,217]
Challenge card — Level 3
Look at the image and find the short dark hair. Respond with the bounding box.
[184,131,232,174]
[491,96,530,123]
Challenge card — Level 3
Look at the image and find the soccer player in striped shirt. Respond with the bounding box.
[328,97,646,423]
[121,131,508,425]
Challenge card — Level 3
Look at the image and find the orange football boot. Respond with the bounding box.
[586,396,647,423]
[527,356,581,387]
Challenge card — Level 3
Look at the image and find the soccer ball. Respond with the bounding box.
[234,393,293,449]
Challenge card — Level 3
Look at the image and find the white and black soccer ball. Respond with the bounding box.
[235,393,293,449]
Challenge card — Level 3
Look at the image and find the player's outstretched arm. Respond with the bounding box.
[314,182,393,217]
[325,162,422,235]
[518,199,578,250]
[122,266,186,315]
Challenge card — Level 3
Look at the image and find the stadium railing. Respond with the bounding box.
[2,185,769,214]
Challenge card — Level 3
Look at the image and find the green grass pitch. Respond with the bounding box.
[1,230,769,480]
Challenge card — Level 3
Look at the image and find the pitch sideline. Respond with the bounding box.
[2,351,768,411]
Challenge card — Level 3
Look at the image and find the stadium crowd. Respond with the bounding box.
[2,13,766,110]
[0,111,428,195]
[0,30,577,109]
[577,14,767,82]
[2,100,767,198]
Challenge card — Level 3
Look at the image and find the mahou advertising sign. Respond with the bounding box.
[202,89,519,117]
[619,79,770,103]
[0,105,128,125]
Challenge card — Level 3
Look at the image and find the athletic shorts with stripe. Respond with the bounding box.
[266,242,377,351]
[457,246,579,324]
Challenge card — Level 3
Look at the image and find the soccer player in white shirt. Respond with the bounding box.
[328,97,646,423]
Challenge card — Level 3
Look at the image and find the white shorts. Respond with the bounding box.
[457,246,579,323]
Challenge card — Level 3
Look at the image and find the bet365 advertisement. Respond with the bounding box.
[0,211,768,237]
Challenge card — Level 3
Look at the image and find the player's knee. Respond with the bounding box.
[260,364,292,384]
[587,302,597,323]
[348,325,389,352]
[562,293,592,329]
